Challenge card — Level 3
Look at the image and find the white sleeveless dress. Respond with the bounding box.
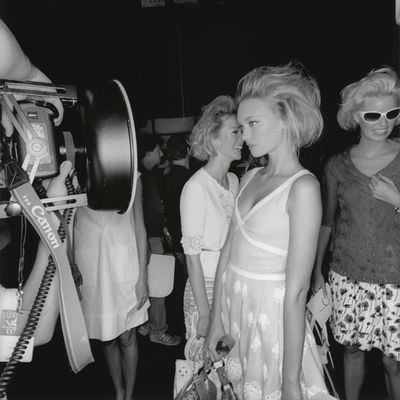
[220,168,330,400]
[74,191,149,341]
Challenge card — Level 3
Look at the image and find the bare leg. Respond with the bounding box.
[343,345,365,400]
[119,328,139,400]
[382,354,400,400]
[102,338,124,400]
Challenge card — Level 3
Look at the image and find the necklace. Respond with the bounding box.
[204,167,229,191]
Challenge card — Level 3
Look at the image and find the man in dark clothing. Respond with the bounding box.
[137,134,181,346]
[162,135,191,258]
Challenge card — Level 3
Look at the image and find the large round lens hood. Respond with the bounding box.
[78,80,137,214]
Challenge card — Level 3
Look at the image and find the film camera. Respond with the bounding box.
[0,78,138,215]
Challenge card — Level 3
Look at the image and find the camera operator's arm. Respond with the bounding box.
[0,18,64,135]
[20,160,72,345]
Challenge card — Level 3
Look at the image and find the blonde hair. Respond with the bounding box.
[236,63,323,150]
[189,95,236,161]
[337,67,400,130]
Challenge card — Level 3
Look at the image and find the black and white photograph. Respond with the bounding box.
[0,1,399,400]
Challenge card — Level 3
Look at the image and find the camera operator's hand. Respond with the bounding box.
[43,160,73,200]
[0,19,64,136]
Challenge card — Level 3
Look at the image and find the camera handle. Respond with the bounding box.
[2,159,94,373]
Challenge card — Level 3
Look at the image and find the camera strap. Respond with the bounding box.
[4,159,94,373]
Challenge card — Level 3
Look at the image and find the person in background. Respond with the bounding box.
[313,67,400,400]
[162,134,191,266]
[74,173,149,400]
[178,95,242,386]
[137,133,181,346]
[206,64,330,400]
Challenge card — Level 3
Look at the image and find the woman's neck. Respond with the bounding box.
[356,137,392,158]
[264,147,300,177]
[204,156,231,185]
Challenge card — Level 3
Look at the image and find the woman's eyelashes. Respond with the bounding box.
[248,120,258,127]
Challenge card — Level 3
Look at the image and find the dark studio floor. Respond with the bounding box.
[0,254,391,400]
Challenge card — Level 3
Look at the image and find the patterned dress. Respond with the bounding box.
[221,168,330,400]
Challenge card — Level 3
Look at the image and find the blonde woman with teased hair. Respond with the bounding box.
[207,64,331,400]
[177,95,243,389]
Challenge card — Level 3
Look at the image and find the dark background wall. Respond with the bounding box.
[1,0,398,133]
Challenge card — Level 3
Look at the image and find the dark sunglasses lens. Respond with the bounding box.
[363,112,381,122]
[386,109,400,120]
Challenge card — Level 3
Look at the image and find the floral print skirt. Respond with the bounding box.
[183,278,214,340]
[182,278,222,398]
[329,270,400,360]
[221,263,329,400]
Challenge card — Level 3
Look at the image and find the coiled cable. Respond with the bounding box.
[0,175,76,399]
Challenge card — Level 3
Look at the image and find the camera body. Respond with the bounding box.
[15,102,59,178]
[0,79,138,214]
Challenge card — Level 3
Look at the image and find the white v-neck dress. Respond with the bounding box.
[221,167,330,400]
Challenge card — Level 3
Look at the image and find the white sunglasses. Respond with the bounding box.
[359,107,400,123]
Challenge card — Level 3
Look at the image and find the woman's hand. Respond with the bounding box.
[369,173,400,207]
[205,317,225,361]
[311,270,325,295]
[196,314,210,339]
[135,275,149,310]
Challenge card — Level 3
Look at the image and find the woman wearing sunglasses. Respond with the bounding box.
[313,67,400,400]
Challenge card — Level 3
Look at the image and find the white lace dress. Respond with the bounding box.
[180,167,239,340]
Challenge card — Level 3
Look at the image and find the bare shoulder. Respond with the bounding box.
[289,173,321,204]
[293,173,320,191]
[287,173,322,223]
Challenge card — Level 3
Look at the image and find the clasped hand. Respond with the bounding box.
[369,173,400,207]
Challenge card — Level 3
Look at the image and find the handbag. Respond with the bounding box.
[174,335,238,400]
[174,336,209,398]
[147,253,175,297]
[307,283,340,399]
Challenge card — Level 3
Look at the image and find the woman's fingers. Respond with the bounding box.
[376,173,393,183]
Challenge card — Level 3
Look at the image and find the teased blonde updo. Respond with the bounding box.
[337,67,400,131]
[236,63,323,150]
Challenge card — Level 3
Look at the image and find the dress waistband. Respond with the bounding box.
[228,263,286,281]
[202,248,221,252]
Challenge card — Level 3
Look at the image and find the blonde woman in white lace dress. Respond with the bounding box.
[179,95,242,368]
[207,65,332,400]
